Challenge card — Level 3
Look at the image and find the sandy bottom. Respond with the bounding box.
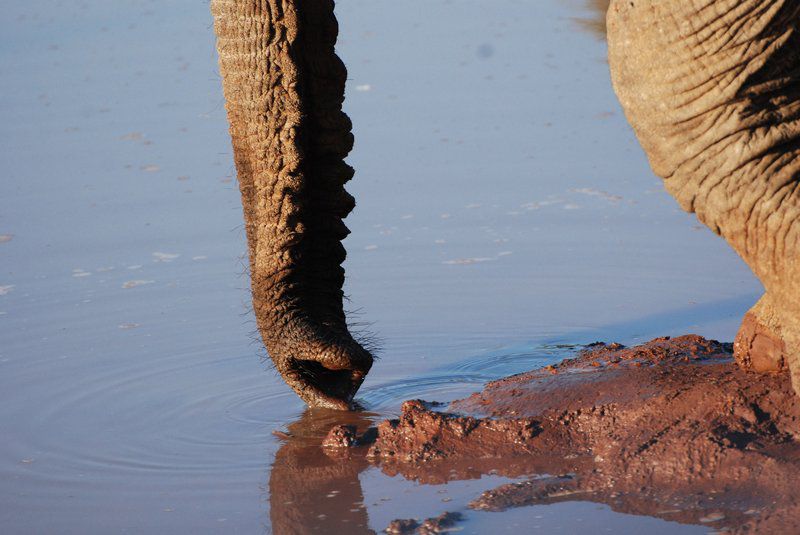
[300,335,800,534]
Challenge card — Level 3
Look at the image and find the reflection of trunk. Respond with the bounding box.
[211,0,371,408]
[269,411,375,535]
[607,0,800,393]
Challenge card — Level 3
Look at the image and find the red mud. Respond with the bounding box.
[385,512,462,534]
[366,335,800,533]
[275,335,800,533]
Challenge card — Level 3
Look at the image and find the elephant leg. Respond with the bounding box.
[607,0,800,396]
[211,0,372,409]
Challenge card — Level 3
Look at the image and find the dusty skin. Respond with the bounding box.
[272,336,800,533]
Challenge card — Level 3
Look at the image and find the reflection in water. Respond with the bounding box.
[270,410,377,535]
[382,452,800,533]
[270,407,799,533]
[574,0,610,37]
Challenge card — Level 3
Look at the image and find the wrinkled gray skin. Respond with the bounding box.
[608,0,800,396]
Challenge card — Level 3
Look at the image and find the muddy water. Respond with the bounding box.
[0,0,760,533]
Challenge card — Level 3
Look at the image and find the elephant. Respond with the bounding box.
[210,0,372,409]
[210,0,799,409]
[607,0,800,395]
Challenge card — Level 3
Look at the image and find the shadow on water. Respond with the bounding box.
[541,293,761,346]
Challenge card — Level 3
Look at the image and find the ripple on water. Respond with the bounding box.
[3,342,581,485]
[359,343,581,413]
[2,351,301,482]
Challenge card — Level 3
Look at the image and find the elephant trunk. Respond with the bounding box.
[607,0,800,393]
[211,0,372,409]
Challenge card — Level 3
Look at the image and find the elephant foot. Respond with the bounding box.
[733,294,800,399]
[734,295,787,374]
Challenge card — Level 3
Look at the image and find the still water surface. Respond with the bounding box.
[0,0,760,532]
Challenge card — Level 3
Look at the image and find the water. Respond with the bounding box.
[0,0,761,532]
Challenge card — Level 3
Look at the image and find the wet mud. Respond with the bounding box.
[385,512,462,534]
[274,336,800,533]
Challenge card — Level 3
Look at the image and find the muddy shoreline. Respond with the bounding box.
[297,335,800,533]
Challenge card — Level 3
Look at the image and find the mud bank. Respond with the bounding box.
[346,336,800,533]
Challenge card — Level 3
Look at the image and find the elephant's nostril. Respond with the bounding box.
[292,359,359,402]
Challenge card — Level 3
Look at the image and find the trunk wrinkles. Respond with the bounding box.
[211,0,371,409]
